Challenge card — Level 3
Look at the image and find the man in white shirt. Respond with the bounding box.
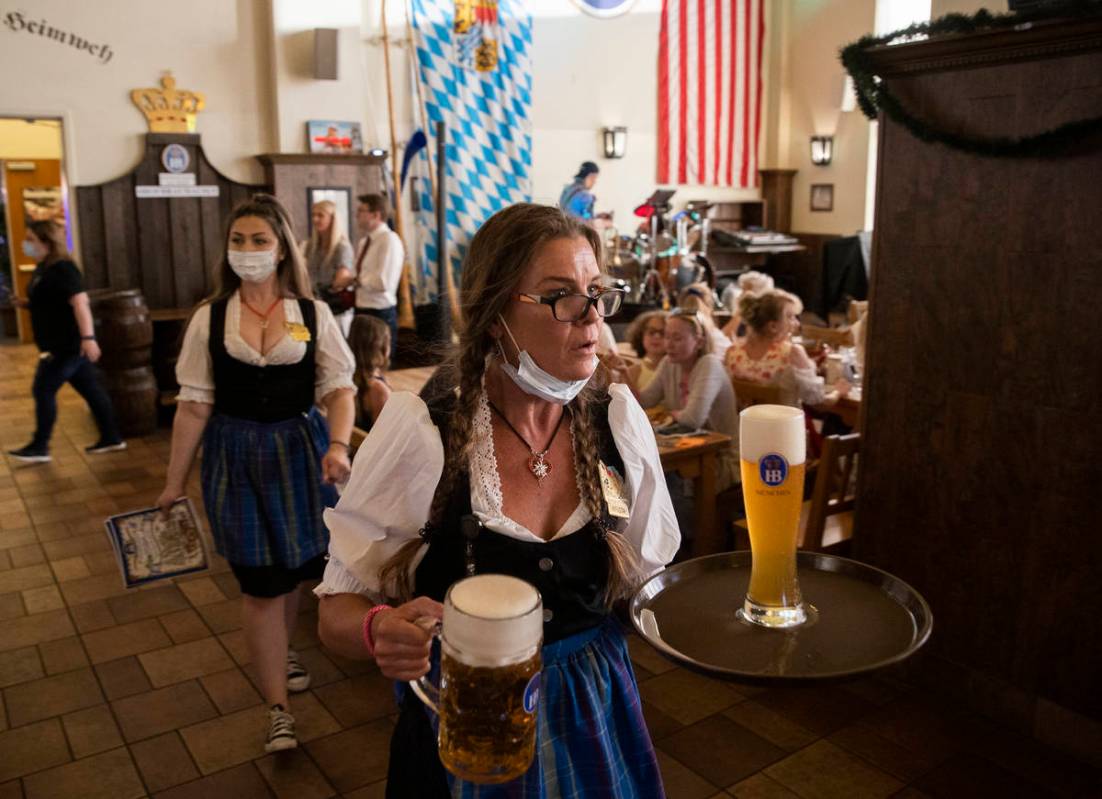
[352,193,404,355]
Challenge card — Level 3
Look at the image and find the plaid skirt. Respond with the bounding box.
[390,619,665,799]
[200,408,337,568]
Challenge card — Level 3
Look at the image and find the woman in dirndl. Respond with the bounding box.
[316,203,681,798]
[157,193,356,753]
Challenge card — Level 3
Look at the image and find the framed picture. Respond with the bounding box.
[306,120,364,154]
[307,187,353,241]
[810,183,834,212]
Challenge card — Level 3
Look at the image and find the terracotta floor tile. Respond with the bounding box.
[0,550,9,571]
[22,584,64,614]
[81,550,120,576]
[753,683,875,738]
[22,746,145,799]
[828,723,941,782]
[200,668,263,714]
[179,705,271,774]
[723,701,820,753]
[286,691,342,742]
[0,646,44,689]
[858,698,969,766]
[321,650,377,678]
[212,572,243,600]
[139,637,235,688]
[343,782,387,799]
[152,762,274,799]
[103,481,138,497]
[313,672,396,728]
[69,599,115,633]
[219,630,250,666]
[82,617,172,664]
[94,656,153,700]
[0,563,54,594]
[112,680,219,742]
[0,719,71,783]
[38,637,90,675]
[42,533,112,564]
[0,529,37,550]
[916,752,1058,798]
[0,609,72,652]
[27,503,89,526]
[305,720,394,793]
[254,748,335,799]
[764,740,904,799]
[639,667,746,726]
[659,714,786,789]
[130,731,202,793]
[57,572,127,606]
[8,543,45,568]
[3,667,104,727]
[177,577,226,608]
[0,513,30,531]
[160,609,212,644]
[197,598,242,633]
[0,593,23,622]
[48,556,91,583]
[32,523,73,544]
[107,585,190,625]
[728,773,802,798]
[656,749,719,799]
[642,699,686,742]
[288,646,345,689]
[61,703,123,758]
[0,780,22,799]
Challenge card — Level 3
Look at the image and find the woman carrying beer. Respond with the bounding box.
[157,194,356,754]
[316,203,680,797]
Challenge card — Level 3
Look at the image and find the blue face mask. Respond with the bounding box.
[22,240,42,260]
[497,315,594,405]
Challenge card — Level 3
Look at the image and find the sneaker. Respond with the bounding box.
[287,649,311,693]
[265,704,297,753]
[7,444,51,464]
[85,439,127,455]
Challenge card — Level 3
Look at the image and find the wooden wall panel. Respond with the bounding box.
[855,19,1102,722]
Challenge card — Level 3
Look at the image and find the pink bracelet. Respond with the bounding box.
[361,604,393,657]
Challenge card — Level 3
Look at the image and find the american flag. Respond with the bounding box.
[658,0,764,187]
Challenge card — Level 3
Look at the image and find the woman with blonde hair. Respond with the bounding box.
[677,281,731,357]
[303,200,355,334]
[721,270,774,339]
[157,194,356,753]
[347,314,391,431]
[315,202,678,797]
[725,289,848,407]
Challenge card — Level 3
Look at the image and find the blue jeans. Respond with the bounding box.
[355,305,398,358]
[31,353,121,449]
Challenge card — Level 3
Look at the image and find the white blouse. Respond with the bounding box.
[315,384,682,600]
[175,293,356,406]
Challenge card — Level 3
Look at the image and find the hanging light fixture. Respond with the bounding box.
[810,136,834,166]
[602,126,627,159]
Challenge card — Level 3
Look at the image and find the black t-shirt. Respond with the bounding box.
[27,259,84,355]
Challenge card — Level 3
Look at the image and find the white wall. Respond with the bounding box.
[0,0,273,186]
[530,0,766,225]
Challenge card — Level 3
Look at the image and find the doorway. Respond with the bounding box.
[0,117,67,343]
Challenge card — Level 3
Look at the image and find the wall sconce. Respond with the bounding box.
[810,135,834,166]
[602,126,627,159]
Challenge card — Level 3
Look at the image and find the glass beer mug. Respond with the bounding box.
[410,574,543,784]
[739,404,808,628]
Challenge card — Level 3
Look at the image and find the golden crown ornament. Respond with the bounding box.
[131,73,205,133]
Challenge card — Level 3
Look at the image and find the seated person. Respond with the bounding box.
[726,290,849,408]
[720,270,774,340]
[347,314,391,431]
[632,309,738,491]
[677,282,731,357]
[623,310,667,390]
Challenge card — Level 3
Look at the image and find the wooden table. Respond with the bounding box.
[657,431,732,556]
[833,387,862,430]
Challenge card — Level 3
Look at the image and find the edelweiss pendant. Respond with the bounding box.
[528,454,551,484]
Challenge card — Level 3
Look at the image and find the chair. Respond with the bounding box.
[730,378,783,411]
[734,432,859,553]
[800,324,854,349]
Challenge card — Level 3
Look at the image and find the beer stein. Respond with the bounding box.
[410,574,543,784]
[739,404,808,628]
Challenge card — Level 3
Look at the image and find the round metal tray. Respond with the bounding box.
[630,551,933,682]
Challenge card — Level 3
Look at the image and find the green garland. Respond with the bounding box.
[840,1,1102,157]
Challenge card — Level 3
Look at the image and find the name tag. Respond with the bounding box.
[284,322,311,342]
[599,461,630,519]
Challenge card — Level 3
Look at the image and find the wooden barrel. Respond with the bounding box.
[90,290,153,371]
[101,366,158,438]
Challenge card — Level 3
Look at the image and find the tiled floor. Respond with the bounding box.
[0,342,1099,799]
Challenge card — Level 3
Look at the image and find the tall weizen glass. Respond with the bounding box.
[739,404,808,627]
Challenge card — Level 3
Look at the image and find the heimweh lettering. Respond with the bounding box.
[4,10,114,63]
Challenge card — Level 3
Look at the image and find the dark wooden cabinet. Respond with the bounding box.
[855,18,1102,747]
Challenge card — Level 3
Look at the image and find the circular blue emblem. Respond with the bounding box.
[161,143,190,174]
[523,672,541,714]
[759,453,789,487]
[571,0,638,18]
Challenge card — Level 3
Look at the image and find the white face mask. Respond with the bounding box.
[227,249,278,283]
[496,315,594,405]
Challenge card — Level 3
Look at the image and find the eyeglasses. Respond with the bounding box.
[516,288,625,323]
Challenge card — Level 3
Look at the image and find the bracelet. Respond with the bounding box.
[329,440,350,451]
[361,604,392,657]
[80,336,96,341]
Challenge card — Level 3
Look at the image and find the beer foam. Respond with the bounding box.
[444,575,543,666]
[739,404,806,464]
